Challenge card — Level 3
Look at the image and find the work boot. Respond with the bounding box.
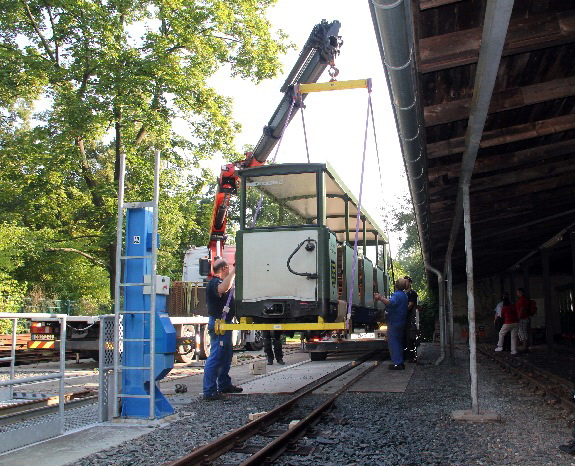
[267,358,274,365]
[559,440,575,455]
[388,364,405,370]
[277,359,285,365]
[220,385,243,394]
[203,393,224,401]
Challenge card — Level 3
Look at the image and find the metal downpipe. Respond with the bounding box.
[370,0,447,360]
[425,262,446,365]
[369,0,432,267]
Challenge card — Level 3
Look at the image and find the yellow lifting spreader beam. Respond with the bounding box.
[295,78,371,95]
[214,317,348,335]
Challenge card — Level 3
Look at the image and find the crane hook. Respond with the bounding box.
[328,64,339,81]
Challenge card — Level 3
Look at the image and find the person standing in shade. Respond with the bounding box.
[202,259,243,401]
[516,287,531,353]
[263,331,284,365]
[494,292,511,351]
[494,294,518,354]
[375,278,409,370]
[403,276,418,363]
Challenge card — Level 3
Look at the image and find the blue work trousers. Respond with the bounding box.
[387,323,406,366]
[202,330,233,396]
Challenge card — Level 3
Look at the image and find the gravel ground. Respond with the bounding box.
[74,343,575,465]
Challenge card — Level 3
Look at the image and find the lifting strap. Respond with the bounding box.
[301,105,311,163]
[346,81,373,329]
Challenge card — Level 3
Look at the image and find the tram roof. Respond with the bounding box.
[372,0,575,283]
[240,162,388,245]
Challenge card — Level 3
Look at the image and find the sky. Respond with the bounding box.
[193,1,410,255]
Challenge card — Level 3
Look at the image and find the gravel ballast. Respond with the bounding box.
[73,343,575,465]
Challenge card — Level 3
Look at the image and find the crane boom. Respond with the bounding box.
[207,20,343,266]
[251,19,342,164]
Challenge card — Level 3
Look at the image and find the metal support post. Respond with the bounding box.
[59,315,67,434]
[9,319,16,399]
[446,258,455,364]
[463,185,479,415]
[149,149,160,419]
[362,217,367,258]
[113,150,126,418]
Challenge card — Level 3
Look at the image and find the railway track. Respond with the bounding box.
[0,390,97,428]
[166,351,385,466]
[477,344,575,413]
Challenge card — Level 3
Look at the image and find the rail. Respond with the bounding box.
[166,351,381,465]
[477,344,575,412]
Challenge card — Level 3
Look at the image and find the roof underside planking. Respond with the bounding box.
[378,0,575,283]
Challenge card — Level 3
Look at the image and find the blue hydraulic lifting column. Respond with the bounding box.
[114,150,176,419]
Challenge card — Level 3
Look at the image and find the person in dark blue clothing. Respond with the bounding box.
[202,258,243,401]
[375,278,409,370]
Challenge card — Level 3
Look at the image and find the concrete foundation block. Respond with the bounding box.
[451,409,501,422]
[250,360,267,375]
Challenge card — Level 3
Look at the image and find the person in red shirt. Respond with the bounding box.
[495,295,518,354]
[516,288,530,353]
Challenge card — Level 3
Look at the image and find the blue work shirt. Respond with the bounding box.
[206,277,235,327]
[385,290,408,325]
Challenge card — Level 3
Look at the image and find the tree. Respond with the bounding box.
[0,1,290,299]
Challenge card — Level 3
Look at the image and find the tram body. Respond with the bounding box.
[235,163,390,331]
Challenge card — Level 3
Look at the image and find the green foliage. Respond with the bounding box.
[0,320,27,335]
[0,223,31,312]
[0,1,290,303]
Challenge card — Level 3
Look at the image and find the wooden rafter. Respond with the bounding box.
[428,139,575,179]
[424,77,575,127]
[427,113,575,158]
[419,10,575,73]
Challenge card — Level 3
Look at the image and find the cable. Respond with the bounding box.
[286,238,318,280]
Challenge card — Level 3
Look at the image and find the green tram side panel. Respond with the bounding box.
[375,267,385,310]
[344,244,360,306]
[363,257,374,308]
[236,227,321,303]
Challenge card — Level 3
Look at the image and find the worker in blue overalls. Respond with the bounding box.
[202,258,243,401]
[375,277,409,370]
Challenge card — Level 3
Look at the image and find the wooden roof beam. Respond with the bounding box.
[430,190,575,221]
[431,207,575,235]
[428,139,575,180]
[427,113,575,158]
[419,10,575,73]
[429,171,575,206]
[424,77,575,127]
[429,158,575,196]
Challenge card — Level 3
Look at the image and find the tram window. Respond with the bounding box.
[245,173,318,228]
